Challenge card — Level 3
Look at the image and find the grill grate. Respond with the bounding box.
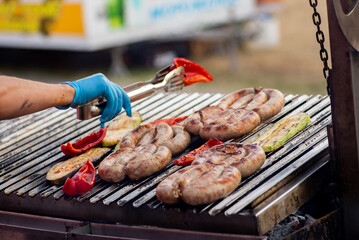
[0,92,331,235]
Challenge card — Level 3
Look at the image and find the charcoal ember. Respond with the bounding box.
[266,212,316,240]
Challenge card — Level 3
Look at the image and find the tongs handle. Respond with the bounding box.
[76,67,184,120]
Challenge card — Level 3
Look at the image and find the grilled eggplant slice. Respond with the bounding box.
[46,147,110,185]
[102,111,142,147]
[252,112,311,152]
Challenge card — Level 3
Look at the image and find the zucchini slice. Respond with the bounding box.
[252,112,311,152]
[46,147,110,185]
[102,111,142,147]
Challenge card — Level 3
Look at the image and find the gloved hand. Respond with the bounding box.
[58,73,131,128]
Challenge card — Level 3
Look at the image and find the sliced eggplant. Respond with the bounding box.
[252,112,311,152]
[102,111,142,147]
[46,147,110,185]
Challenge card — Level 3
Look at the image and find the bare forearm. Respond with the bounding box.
[0,76,75,119]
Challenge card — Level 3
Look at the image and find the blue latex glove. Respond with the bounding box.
[58,73,131,128]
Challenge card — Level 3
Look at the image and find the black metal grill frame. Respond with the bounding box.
[0,92,331,235]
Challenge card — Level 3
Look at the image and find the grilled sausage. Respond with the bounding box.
[184,106,223,135]
[137,129,156,146]
[126,144,172,180]
[161,126,191,155]
[156,165,195,204]
[199,110,261,141]
[192,143,246,165]
[98,147,137,182]
[243,90,268,111]
[156,142,265,205]
[253,89,285,121]
[120,123,155,148]
[216,88,255,110]
[230,143,266,178]
[181,165,241,206]
[151,123,174,146]
[228,93,255,109]
[100,123,191,182]
[185,88,284,141]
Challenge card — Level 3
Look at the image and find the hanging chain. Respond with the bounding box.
[309,0,331,95]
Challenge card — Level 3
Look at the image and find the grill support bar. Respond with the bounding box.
[327,0,359,238]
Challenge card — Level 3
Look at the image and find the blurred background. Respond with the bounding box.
[0,0,329,95]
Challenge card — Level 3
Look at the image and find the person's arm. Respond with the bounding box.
[0,73,132,127]
[0,75,75,120]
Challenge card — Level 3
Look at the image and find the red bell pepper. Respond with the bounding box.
[61,128,107,156]
[149,116,187,126]
[171,58,214,86]
[174,138,223,166]
[62,160,96,196]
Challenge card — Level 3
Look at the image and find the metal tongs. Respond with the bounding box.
[77,66,185,120]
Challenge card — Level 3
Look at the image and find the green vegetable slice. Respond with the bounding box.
[252,112,311,152]
[102,111,142,147]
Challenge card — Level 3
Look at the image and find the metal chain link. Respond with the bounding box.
[309,0,331,95]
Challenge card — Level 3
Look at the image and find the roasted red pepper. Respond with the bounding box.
[62,160,96,196]
[149,116,187,126]
[171,58,213,86]
[174,138,223,166]
[61,128,107,156]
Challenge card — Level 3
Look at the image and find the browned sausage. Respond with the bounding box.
[126,144,172,180]
[184,106,223,135]
[137,129,156,146]
[203,109,236,126]
[243,90,268,111]
[185,88,284,141]
[98,147,137,182]
[150,123,174,146]
[156,143,265,205]
[192,143,246,165]
[253,89,285,121]
[177,163,213,191]
[181,165,241,206]
[216,88,255,110]
[156,165,195,204]
[199,110,261,141]
[228,93,254,109]
[161,126,191,156]
[230,143,266,178]
[120,123,155,148]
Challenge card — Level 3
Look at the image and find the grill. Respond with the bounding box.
[0,91,331,238]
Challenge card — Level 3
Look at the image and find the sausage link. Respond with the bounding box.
[181,165,241,206]
[253,89,285,121]
[120,123,155,148]
[216,88,255,110]
[151,123,174,146]
[137,129,156,146]
[191,145,222,165]
[98,147,136,182]
[230,144,266,178]
[228,93,255,109]
[243,90,268,111]
[184,106,223,135]
[199,110,261,141]
[204,109,235,126]
[126,144,172,180]
[156,142,265,205]
[156,166,195,204]
[177,163,213,191]
[161,126,191,156]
